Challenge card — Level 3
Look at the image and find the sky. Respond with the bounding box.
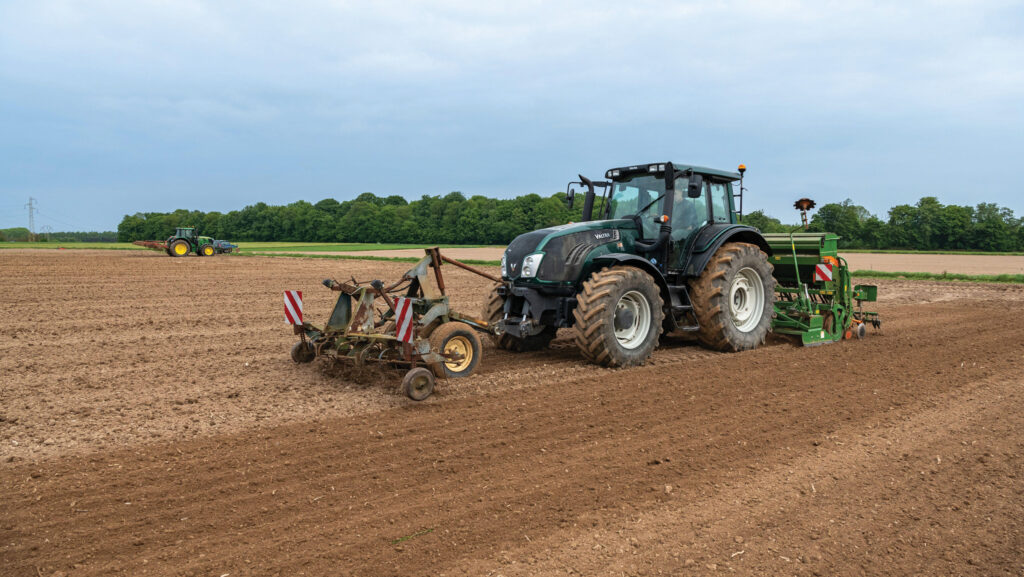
[1,0,1023,232]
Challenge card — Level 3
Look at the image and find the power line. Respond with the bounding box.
[24,197,37,240]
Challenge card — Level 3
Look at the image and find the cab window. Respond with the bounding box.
[670,180,708,241]
[709,182,732,223]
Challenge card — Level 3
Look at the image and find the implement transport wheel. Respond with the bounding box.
[202,245,215,256]
[690,242,775,351]
[429,322,482,378]
[290,341,316,363]
[403,367,435,401]
[573,267,665,368]
[483,284,557,352]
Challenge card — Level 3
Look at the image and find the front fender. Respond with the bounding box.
[590,253,671,310]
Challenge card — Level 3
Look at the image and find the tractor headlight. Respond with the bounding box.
[500,254,508,278]
[521,253,544,278]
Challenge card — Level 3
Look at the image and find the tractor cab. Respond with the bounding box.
[173,227,198,242]
[568,162,749,273]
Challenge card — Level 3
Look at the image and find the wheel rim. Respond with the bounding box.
[443,335,474,372]
[730,267,765,332]
[204,246,213,255]
[614,290,651,350]
[174,243,187,255]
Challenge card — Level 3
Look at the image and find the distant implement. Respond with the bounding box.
[133,227,238,257]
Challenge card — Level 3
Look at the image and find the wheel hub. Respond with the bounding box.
[443,336,473,372]
[614,290,652,350]
[614,307,636,332]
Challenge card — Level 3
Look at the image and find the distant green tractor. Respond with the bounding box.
[133,227,238,256]
[165,227,217,257]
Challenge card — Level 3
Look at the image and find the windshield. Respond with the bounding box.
[606,175,666,220]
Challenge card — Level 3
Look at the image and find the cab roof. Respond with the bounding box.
[605,162,742,181]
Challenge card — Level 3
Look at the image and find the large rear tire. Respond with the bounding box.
[690,242,775,351]
[169,240,190,257]
[482,284,557,352]
[572,267,664,367]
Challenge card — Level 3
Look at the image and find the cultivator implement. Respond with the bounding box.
[133,240,169,251]
[288,248,502,400]
[765,231,880,346]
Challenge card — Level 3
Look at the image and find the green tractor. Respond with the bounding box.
[486,162,775,367]
[165,227,218,257]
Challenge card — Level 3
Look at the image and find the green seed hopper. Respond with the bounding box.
[764,232,880,346]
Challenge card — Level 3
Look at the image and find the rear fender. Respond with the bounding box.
[684,226,772,278]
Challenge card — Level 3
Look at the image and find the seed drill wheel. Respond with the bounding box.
[201,245,215,256]
[572,267,665,368]
[290,341,316,363]
[169,240,190,257]
[429,322,482,378]
[402,367,435,401]
[483,284,557,352]
[690,242,775,352]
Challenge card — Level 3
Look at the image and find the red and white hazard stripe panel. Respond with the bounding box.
[284,290,303,325]
[393,297,415,343]
[813,263,833,282]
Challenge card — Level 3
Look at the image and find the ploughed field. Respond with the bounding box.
[1,250,1022,576]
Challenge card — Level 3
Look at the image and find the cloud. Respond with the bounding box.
[1,0,1022,229]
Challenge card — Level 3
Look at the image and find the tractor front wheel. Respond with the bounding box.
[482,284,558,352]
[201,245,215,256]
[429,322,482,378]
[690,242,775,351]
[572,267,664,368]
[169,240,190,257]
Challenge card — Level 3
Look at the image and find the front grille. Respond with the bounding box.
[537,229,620,282]
[504,228,550,279]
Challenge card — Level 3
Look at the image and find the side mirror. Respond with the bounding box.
[687,173,704,198]
[566,186,576,209]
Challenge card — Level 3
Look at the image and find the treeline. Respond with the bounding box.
[116,192,1024,252]
[741,197,1024,251]
[117,192,587,245]
[1,228,118,242]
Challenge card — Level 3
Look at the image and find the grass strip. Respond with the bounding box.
[843,249,1024,256]
[850,270,1024,283]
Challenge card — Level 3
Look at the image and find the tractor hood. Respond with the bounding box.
[503,219,636,282]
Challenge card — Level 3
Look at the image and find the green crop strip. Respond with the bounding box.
[391,528,434,544]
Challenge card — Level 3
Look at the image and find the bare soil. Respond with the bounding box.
[2,250,1022,576]
[257,247,1024,275]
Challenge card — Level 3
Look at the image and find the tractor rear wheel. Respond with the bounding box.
[169,240,190,257]
[482,284,557,352]
[572,267,664,367]
[429,322,482,378]
[690,242,775,351]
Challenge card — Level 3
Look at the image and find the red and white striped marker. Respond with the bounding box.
[393,297,415,343]
[813,263,833,282]
[284,290,303,325]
